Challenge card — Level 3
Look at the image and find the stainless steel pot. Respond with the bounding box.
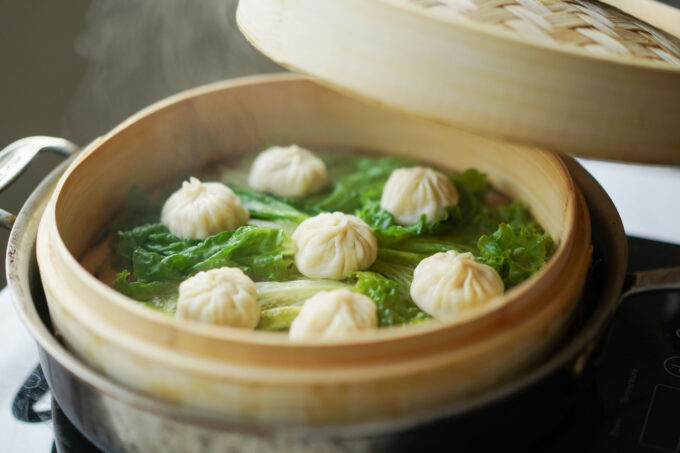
[3,136,680,452]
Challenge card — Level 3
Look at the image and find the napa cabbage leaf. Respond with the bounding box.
[255,279,351,330]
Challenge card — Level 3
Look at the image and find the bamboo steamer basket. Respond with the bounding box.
[36,73,591,429]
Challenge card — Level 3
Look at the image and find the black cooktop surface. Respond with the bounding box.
[538,237,680,453]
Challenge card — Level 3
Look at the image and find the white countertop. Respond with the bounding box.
[578,159,680,245]
[0,287,53,453]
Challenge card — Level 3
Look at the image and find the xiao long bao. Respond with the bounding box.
[292,212,378,280]
[381,166,459,225]
[410,250,504,318]
[289,289,378,340]
[248,144,330,198]
[160,177,249,240]
[176,267,260,329]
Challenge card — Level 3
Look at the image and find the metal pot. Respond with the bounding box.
[3,135,680,452]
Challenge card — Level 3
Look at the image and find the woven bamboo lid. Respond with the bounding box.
[237,0,680,164]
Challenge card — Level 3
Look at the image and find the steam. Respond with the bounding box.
[62,0,280,143]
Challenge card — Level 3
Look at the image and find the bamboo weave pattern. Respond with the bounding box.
[407,0,680,64]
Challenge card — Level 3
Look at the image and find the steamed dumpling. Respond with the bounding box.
[161,177,249,239]
[292,212,377,280]
[381,166,459,225]
[410,250,503,318]
[289,289,377,340]
[175,267,260,328]
[248,145,330,198]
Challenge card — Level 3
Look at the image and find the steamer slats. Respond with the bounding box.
[410,0,680,63]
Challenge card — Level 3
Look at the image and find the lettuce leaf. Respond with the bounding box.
[478,223,555,288]
[351,271,429,327]
[111,223,182,269]
[128,226,298,283]
[357,201,462,245]
[257,306,303,331]
[254,279,351,310]
[255,279,352,330]
[451,168,488,197]
[291,156,414,214]
[356,169,501,249]
[359,166,549,288]
[231,186,308,224]
[112,270,178,311]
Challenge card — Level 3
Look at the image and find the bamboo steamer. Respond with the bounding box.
[36,74,591,428]
[236,0,680,164]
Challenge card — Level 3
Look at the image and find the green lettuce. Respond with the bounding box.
[478,223,554,288]
[112,270,178,312]
[356,169,504,249]
[128,226,297,283]
[351,271,429,327]
[291,156,415,214]
[112,225,299,309]
[231,186,308,224]
[357,201,462,245]
[356,166,551,290]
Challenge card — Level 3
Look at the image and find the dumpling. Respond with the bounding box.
[161,177,249,239]
[289,289,377,340]
[380,166,459,225]
[410,250,504,318]
[292,212,377,280]
[248,145,330,198]
[175,267,260,328]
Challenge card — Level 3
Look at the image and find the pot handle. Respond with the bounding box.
[0,136,78,230]
[621,267,680,299]
[571,266,680,378]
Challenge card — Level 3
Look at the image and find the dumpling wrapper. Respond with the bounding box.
[248,145,330,198]
[289,289,378,340]
[292,212,377,280]
[381,166,459,225]
[410,250,504,318]
[175,267,260,329]
[161,177,249,239]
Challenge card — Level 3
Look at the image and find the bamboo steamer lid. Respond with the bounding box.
[236,0,680,164]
